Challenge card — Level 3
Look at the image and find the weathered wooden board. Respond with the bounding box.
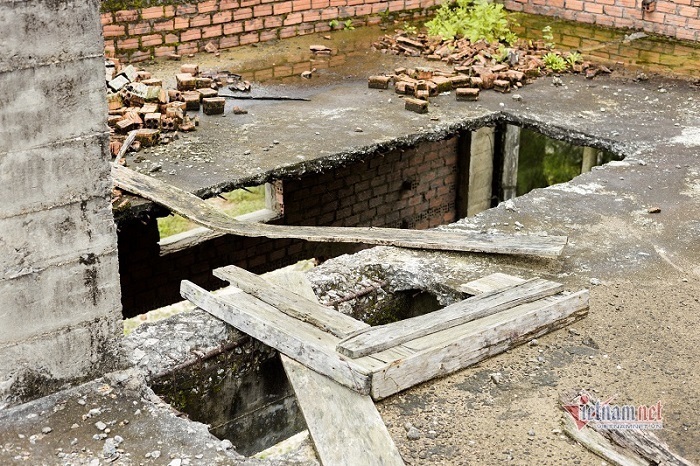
[180,280,371,394]
[562,413,648,466]
[113,164,568,257]
[268,271,405,466]
[214,265,368,338]
[365,291,589,400]
[458,272,526,295]
[337,278,565,358]
[282,357,405,466]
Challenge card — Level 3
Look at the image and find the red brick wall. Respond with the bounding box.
[118,137,459,316]
[503,0,700,42]
[101,0,437,61]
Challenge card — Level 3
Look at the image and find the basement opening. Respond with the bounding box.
[128,265,448,456]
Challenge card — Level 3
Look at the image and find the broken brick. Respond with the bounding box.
[493,79,511,93]
[139,103,159,114]
[195,77,214,89]
[431,76,452,93]
[144,112,162,129]
[141,78,163,87]
[368,76,391,90]
[404,97,428,114]
[182,91,201,111]
[108,75,129,92]
[448,75,471,88]
[176,73,197,91]
[135,128,160,147]
[202,97,226,115]
[180,64,199,76]
[107,93,123,111]
[416,67,433,80]
[196,88,218,100]
[414,89,430,101]
[117,65,138,82]
[456,88,480,101]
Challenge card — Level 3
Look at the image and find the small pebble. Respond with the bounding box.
[41,427,52,434]
[407,426,421,440]
[95,421,107,431]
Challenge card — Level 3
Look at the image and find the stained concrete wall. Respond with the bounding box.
[0,0,123,408]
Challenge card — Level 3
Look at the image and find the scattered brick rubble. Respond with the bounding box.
[106,60,251,164]
[368,31,612,113]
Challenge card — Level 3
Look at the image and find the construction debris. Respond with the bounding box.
[106,60,255,164]
[182,268,588,400]
[561,391,694,466]
[112,164,570,257]
[369,30,612,112]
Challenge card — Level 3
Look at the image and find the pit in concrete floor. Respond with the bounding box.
[124,126,621,454]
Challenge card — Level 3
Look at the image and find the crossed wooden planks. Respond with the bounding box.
[112,164,569,257]
[182,265,589,401]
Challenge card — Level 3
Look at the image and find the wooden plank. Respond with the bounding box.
[214,265,368,338]
[282,357,405,466]
[561,413,648,466]
[337,278,565,359]
[458,272,526,295]
[112,164,568,257]
[367,291,589,400]
[180,280,371,394]
[267,272,405,466]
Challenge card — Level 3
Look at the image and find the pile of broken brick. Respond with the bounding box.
[368,31,611,113]
[106,60,231,162]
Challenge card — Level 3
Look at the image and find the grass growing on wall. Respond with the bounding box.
[157,185,267,237]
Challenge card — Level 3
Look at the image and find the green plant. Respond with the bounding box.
[425,0,518,45]
[543,52,568,72]
[542,25,554,49]
[565,51,583,66]
[496,45,510,63]
[329,19,339,29]
[344,19,355,30]
[403,22,418,35]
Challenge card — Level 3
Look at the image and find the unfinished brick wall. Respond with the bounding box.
[511,14,700,76]
[118,136,459,316]
[503,0,700,42]
[101,0,436,61]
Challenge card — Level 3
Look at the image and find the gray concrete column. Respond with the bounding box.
[0,0,124,408]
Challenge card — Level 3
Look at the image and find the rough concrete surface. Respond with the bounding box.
[0,0,123,407]
[2,22,699,464]
[117,31,700,464]
[0,369,307,465]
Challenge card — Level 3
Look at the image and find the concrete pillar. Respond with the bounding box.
[582,147,598,173]
[467,127,496,217]
[501,125,521,200]
[0,0,123,408]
